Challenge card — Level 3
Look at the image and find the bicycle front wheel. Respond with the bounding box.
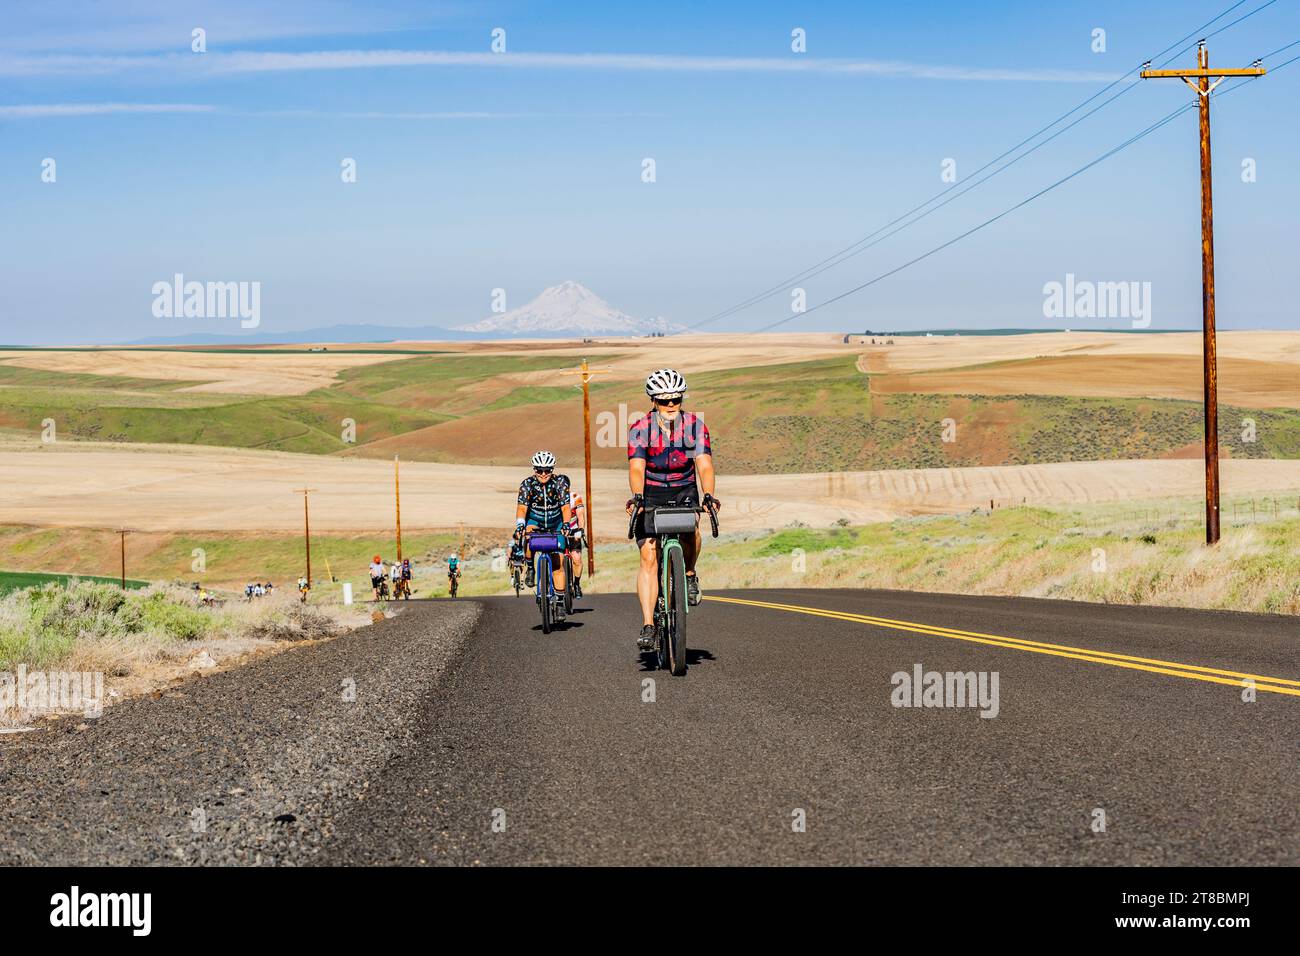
[537,554,552,634]
[666,545,688,676]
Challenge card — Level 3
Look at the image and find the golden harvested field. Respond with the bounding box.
[6,439,1300,535]
[0,333,851,397]
[0,348,398,395]
[862,331,1300,408]
[870,354,1300,408]
[4,331,1299,553]
[8,332,1299,408]
[859,330,1300,373]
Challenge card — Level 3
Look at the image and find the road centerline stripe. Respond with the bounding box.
[704,595,1300,697]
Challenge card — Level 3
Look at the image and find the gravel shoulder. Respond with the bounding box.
[0,600,480,865]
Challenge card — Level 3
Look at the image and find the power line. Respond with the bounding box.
[726,9,1291,316]
[687,0,1274,332]
[749,104,1194,332]
[709,77,1149,314]
[1201,0,1278,44]
[747,41,1296,335]
[688,1,1257,331]
[761,4,1286,304]
[1268,50,1300,69]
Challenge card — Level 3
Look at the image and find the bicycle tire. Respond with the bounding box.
[667,544,687,676]
[537,553,552,634]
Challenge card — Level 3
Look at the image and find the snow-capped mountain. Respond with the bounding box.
[453,281,683,336]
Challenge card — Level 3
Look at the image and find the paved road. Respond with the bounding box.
[3,589,1296,865]
[326,589,1298,866]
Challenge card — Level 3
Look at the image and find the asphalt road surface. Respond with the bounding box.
[3,588,1296,865]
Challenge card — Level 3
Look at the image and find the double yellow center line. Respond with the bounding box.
[704,595,1300,698]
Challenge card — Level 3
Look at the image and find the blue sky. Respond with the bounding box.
[1,0,1297,344]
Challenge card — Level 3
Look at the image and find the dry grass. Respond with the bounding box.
[0,581,374,727]
[461,500,1300,618]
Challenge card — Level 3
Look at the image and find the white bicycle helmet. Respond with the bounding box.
[645,368,687,399]
[531,450,557,468]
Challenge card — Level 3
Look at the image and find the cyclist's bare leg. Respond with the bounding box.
[637,538,658,626]
[522,524,536,565]
[681,521,702,574]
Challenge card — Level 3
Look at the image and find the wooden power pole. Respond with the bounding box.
[1141,44,1264,544]
[294,488,316,588]
[560,358,611,575]
[116,529,131,589]
[394,455,403,563]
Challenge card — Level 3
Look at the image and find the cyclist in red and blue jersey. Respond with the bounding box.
[626,368,721,650]
[514,450,573,598]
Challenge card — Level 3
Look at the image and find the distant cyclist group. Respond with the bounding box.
[363,554,463,601]
[368,555,414,601]
[507,367,720,663]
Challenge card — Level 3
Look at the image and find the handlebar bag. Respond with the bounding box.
[527,532,566,552]
[646,507,698,535]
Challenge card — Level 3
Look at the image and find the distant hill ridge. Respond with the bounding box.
[123,280,682,345]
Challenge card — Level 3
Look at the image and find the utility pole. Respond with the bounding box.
[1141,44,1264,544]
[394,455,403,563]
[116,529,131,589]
[294,488,316,590]
[560,358,611,575]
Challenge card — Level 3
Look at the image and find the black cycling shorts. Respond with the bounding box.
[635,483,699,546]
[525,512,563,533]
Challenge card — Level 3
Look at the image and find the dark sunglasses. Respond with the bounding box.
[534,467,553,474]
[654,397,683,407]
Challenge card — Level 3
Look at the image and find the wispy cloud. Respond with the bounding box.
[0,102,660,122]
[249,109,663,120]
[211,51,1120,83]
[0,53,181,76]
[0,49,1121,83]
[0,0,455,53]
[0,103,655,121]
[0,102,217,118]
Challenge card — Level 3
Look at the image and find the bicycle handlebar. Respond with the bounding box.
[626,501,721,540]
